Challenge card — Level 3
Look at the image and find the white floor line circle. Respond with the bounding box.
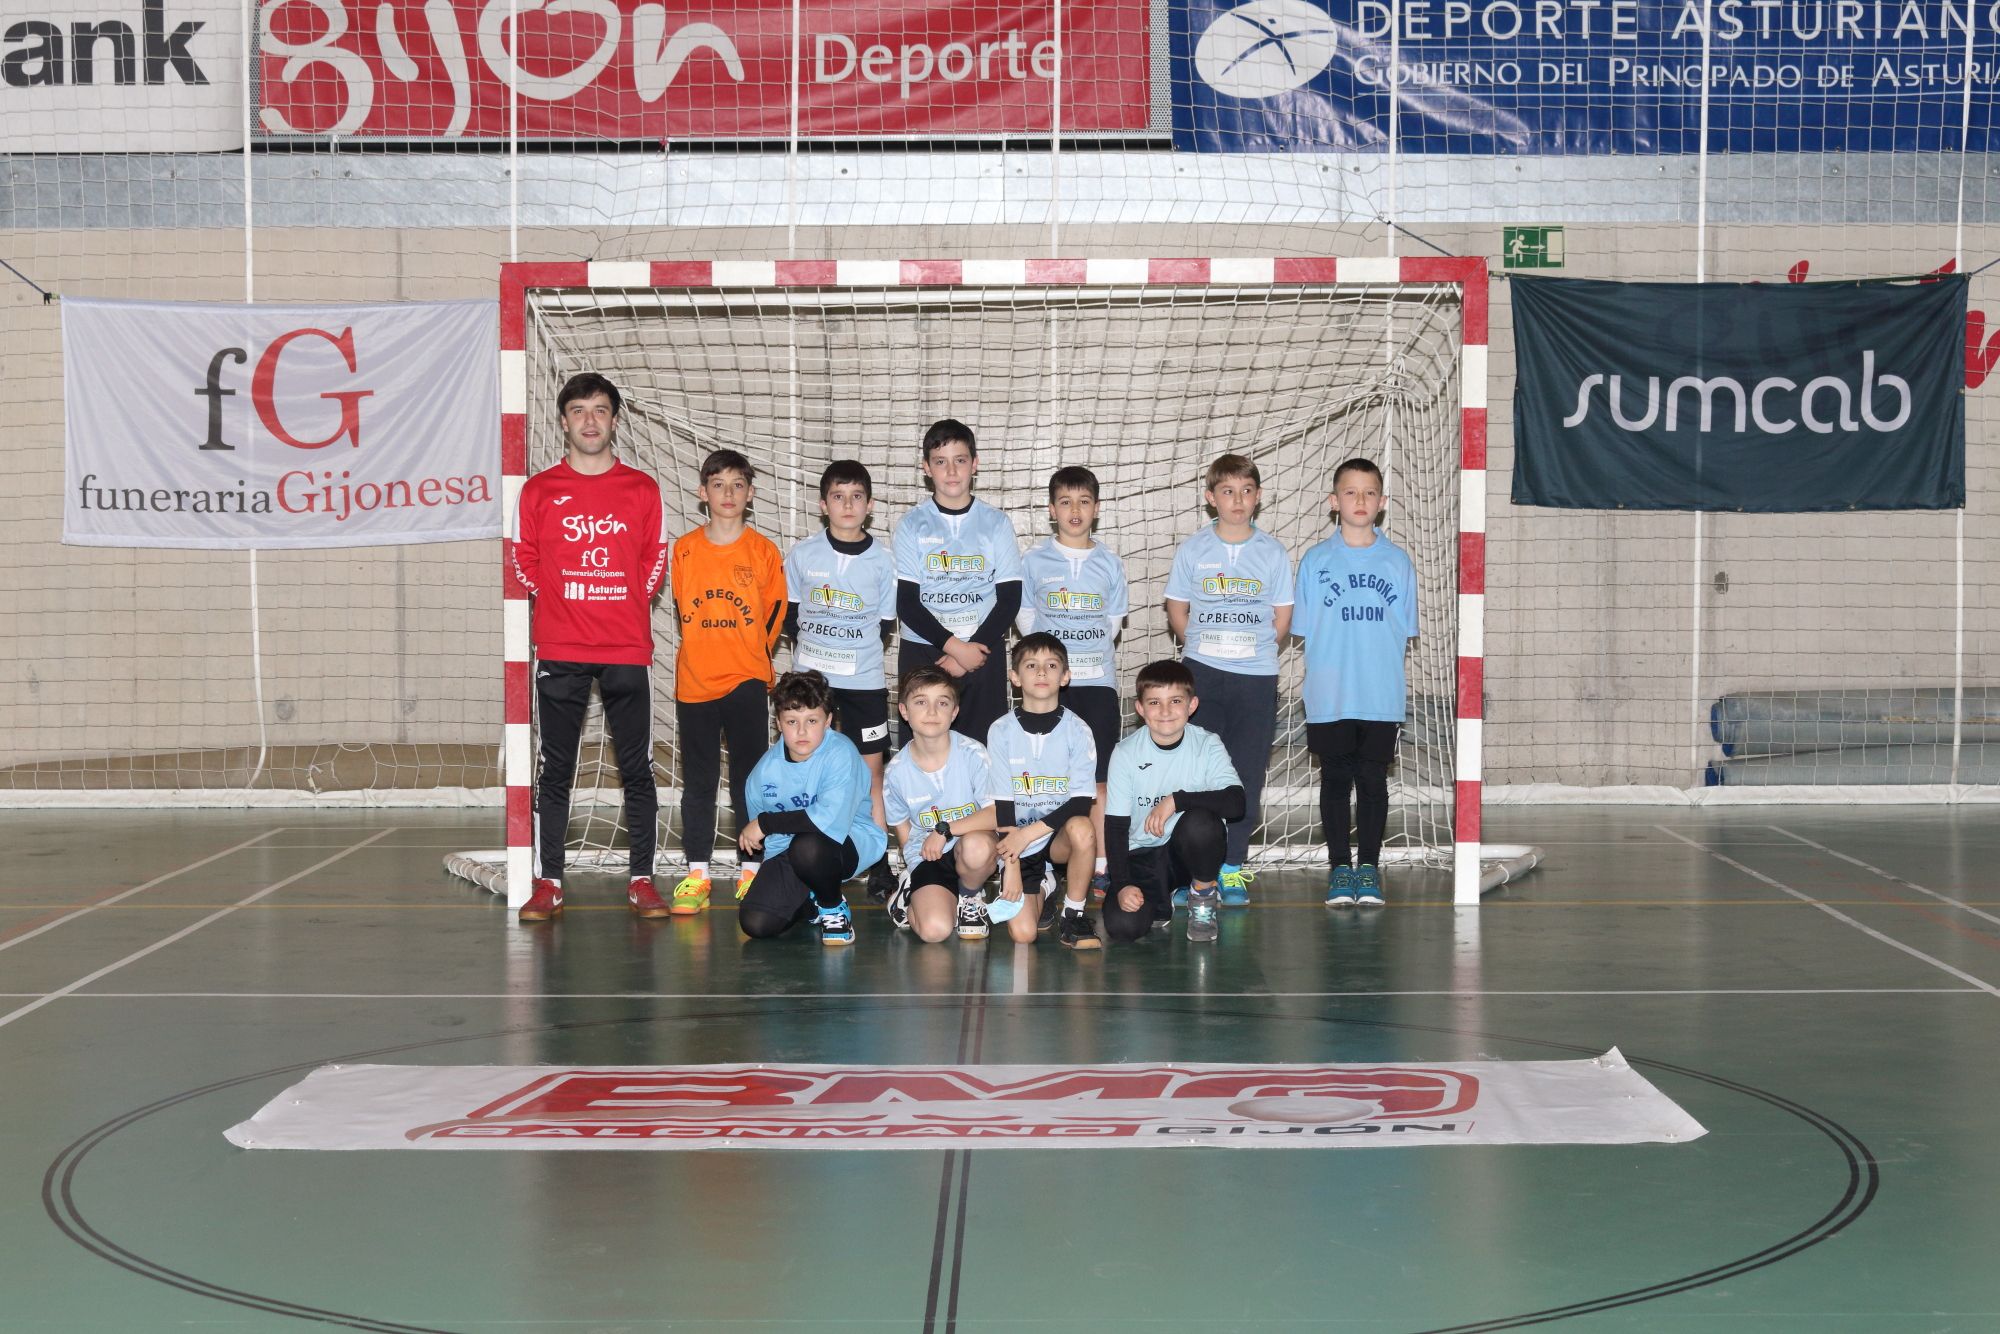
[0,828,284,956]
[1767,825,2000,930]
[0,829,395,1033]
[1656,826,2000,999]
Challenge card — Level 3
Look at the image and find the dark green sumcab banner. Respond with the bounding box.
[1511,275,1966,512]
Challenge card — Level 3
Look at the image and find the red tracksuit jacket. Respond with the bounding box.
[511,459,669,666]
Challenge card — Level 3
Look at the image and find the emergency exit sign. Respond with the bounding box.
[1504,227,1565,269]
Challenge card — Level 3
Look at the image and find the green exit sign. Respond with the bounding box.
[1504,226,1565,269]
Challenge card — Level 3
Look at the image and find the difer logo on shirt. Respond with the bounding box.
[1193,0,1344,99]
[919,801,981,829]
[1012,773,1070,796]
[1042,587,1104,611]
[809,583,866,611]
[926,549,986,573]
[1201,575,1265,597]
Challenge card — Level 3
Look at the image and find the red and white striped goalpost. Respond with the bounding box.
[496,256,1493,908]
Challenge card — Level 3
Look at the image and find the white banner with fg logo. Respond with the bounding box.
[63,298,499,549]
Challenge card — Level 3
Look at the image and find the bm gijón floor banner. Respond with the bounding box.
[1510,274,1965,513]
[225,1053,1707,1150]
[62,298,500,549]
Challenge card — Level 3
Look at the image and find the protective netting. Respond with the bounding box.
[478,279,1464,881]
[5,0,2000,811]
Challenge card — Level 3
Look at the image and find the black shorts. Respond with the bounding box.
[1060,685,1122,782]
[1012,849,1058,899]
[830,687,890,756]
[1308,720,1401,767]
[904,855,963,894]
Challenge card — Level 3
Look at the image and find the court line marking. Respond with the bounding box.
[1657,826,2000,998]
[5,987,1978,1001]
[0,830,395,1034]
[0,829,284,955]
[1768,825,2000,930]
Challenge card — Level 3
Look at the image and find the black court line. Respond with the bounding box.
[42,999,1877,1333]
[922,953,991,1334]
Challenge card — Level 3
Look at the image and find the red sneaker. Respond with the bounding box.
[627,876,670,919]
[518,878,563,923]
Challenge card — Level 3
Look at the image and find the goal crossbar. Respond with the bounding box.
[492,255,1497,906]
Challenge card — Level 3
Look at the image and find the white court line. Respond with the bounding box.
[0,828,283,955]
[1657,826,2000,998]
[1768,825,2000,930]
[0,829,394,1034]
[0,987,1977,1001]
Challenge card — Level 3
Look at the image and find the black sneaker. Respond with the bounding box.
[886,882,913,931]
[1056,909,1102,951]
[866,859,897,903]
[1037,891,1063,933]
[955,893,990,940]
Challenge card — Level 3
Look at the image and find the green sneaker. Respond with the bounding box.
[1218,866,1254,907]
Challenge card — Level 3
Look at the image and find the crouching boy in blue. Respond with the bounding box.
[1103,660,1244,944]
[737,670,888,946]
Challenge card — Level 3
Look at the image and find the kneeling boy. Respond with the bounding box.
[738,671,888,946]
[884,666,1001,943]
[1103,660,1244,944]
[987,634,1100,950]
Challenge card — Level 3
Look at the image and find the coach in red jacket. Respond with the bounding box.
[510,373,670,923]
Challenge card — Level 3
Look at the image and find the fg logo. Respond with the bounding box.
[580,547,610,569]
[196,326,375,452]
[1195,0,1342,98]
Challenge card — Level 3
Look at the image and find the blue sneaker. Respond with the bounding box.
[1218,865,1253,907]
[1089,871,1111,901]
[1325,865,1358,908]
[1171,886,1189,907]
[818,898,856,946]
[1355,866,1384,907]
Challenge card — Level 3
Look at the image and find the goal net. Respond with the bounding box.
[450,257,1524,906]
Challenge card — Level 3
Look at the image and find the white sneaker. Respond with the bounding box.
[955,893,990,940]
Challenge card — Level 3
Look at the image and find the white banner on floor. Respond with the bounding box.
[225,1051,1705,1151]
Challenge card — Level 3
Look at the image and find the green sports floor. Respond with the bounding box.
[3,805,1997,1332]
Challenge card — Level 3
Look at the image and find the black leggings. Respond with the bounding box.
[738,829,859,938]
[1103,808,1227,943]
[535,661,656,879]
[1321,755,1391,869]
[1184,661,1277,867]
[675,679,768,865]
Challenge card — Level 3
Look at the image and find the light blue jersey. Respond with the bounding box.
[1019,538,1129,688]
[746,730,888,870]
[883,732,995,867]
[785,531,897,688]
[1294,529,1420,724]
[893,498,1023,646]
[1106,724,1241,852]
[1164,525,1295,676]
[985,709,1097,857]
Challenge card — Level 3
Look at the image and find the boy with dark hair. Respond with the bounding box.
[893,419,1023,747]
[1295,458,1419,908]
[986,634,1101,950]
[785,459,899,901]
[513,373,669,923]
[1102,660,1244,944]
[1162,453,1293,908]
[668,448,788,915]
[737,671,887,945]
[884,666,1002,943]
[1019,465,1128,900]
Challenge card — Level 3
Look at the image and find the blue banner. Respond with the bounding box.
[1171,0,2000,152]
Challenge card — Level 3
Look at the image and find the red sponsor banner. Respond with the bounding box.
[225,1055,1710,1150]
[257,0,1150,139]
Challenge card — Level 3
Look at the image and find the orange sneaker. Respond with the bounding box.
[518,878,563,923]
[627,876,670,919]
[735,865,757,901]
[669,871,711,916]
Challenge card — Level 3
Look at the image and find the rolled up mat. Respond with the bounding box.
[1709,688,2000,757]
[1706,741,2000,785]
